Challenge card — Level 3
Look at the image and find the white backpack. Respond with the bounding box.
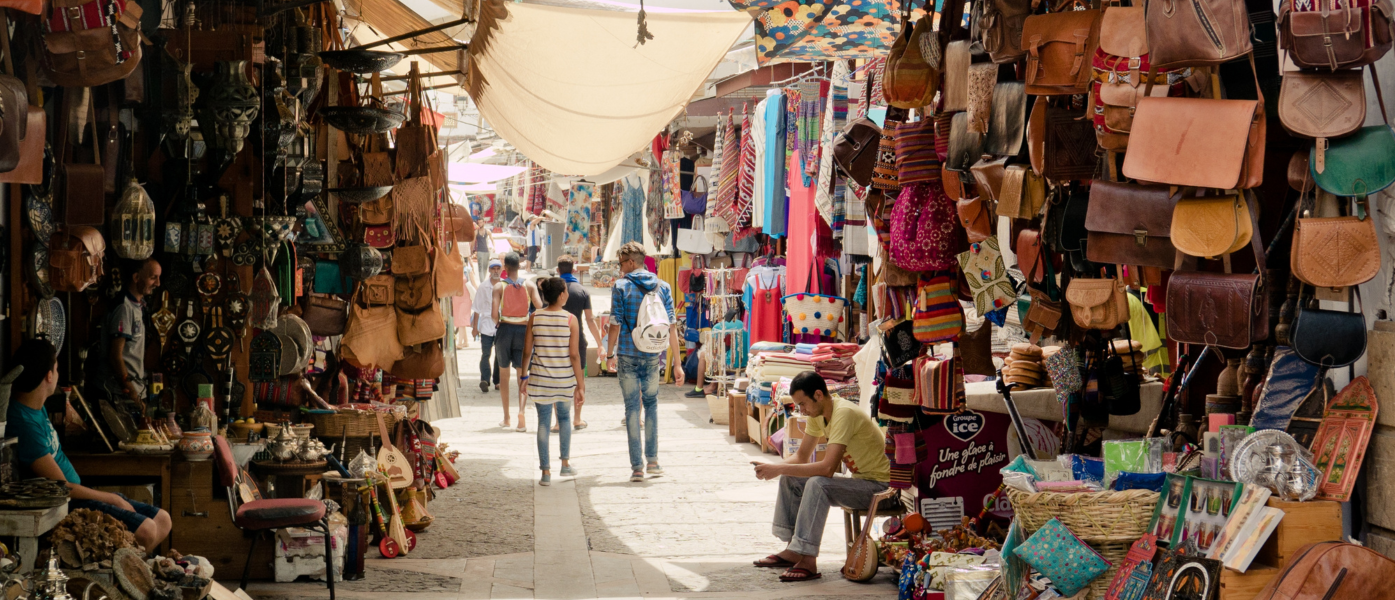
[631,287,671,354]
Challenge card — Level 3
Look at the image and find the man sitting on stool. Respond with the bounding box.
[7,339,172,551]
[750,371,890,582]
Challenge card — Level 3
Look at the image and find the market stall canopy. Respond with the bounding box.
[727,0,924,65]
[465,0,752,176]
[447,162,528,183]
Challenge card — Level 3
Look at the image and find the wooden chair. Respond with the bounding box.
[212,435,336,599]
[842,490,909,549]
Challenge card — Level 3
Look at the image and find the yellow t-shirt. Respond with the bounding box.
[805,398,891,482]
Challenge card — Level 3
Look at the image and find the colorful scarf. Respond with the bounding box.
[713,109,741,231]
[734,105,760,241]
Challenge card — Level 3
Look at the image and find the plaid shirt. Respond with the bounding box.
[611,271,676,359]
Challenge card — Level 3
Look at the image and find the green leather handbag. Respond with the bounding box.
[1312,125,1395,197]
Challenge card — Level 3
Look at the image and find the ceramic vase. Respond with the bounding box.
[179,429,214,461]
[207,60,260,155]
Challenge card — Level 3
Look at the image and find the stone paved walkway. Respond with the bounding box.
[245,280,899,600]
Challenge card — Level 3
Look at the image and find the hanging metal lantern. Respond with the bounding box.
[206,60,261,155]
[110,179,156,259]
[340,242,383,281]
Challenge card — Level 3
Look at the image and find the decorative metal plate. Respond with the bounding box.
[35,297,65,352]
[1230,429,1320,499]
[319,106,406,135]
[328,186,393,204]
[26,241,53,299]
[318,50,405,74]
[24,186,54,242]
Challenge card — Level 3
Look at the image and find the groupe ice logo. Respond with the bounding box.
[945,410,985,442]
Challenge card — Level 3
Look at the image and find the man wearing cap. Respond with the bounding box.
[471,258,504,394]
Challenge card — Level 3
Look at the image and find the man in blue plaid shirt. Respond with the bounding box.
[606,242,684,483]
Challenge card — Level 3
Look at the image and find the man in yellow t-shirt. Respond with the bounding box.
[751,371,891,582]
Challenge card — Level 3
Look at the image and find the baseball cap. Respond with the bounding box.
[489,259,503,268]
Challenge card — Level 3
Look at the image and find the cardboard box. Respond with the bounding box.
[585,346,600,377]
[782,417,828,463]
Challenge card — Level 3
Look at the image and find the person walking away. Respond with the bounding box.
[554,255,603,431]
[606,242,684,483]
[493,252,543,431]
[520,277,585,486]
[750,371,890,582]
[474,225,492,281]
[471,259,504,393]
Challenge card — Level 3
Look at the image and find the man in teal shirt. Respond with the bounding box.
[8,339,170,551]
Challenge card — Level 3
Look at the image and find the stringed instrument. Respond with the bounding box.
[378,475,411,556]
[376,413,412,489]
[843,488,901,582]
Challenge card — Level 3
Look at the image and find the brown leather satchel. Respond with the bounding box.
[41,0,143,87]
[942,41,975,112]
[1279,0,1393,70]
[1085,181,1178,268]
[980,0,1033,63]
[433,243,466,298]
[397,302,447,346]
[363,151,395,187]
[394,244,431,276]
[1022,10,1102,95]
[1016,227,1047,283]
[1027,98,1047,175]
[884,14,940,109]
[342,295,403,369]
[969,157,1010,202]
[361,194,394,225]
[0,106,45,184]
[1043,105,1098,181]
[957,196,995,243]
[984,81,1027,156]
[1172,193,1254,259]
[303,294,348,336]
[1024,288,1064,342]
[394,273,435,311]
[49,226,106,293]
[1145,0,1253,69]
[1278,69,1365,171]
[441,203,476,244]
[834,117,882,186]
[0,72,26,173]
[391,342,445,380]
[1065,277,1129,330]
[965,63,998,133]
[362,274,395,306]
[1255,542,1395,600]
[1292,196,1380,289]
[1096,81,1169,150]
[396,63,435,180]
[946,112,984,173]
[998,165,1045,219]
[1123,57,1266,190]
[1167,193,1269,349]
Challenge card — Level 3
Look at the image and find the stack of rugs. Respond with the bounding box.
[799,343,859,382]
[1003,343,1047,389]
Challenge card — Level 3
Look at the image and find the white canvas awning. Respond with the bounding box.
[466,0,751,176]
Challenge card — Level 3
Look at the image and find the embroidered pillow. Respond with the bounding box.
[1012,517,1111,597]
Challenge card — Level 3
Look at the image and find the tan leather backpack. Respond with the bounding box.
[49,227,106,293]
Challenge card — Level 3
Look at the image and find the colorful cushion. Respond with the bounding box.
[1012,517,1111,597]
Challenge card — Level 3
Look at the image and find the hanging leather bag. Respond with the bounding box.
[1291,195,1380,289]
[969,156,1010,202]
[1278,0,1393,70]
[1291,288,1367,368]
[433,243,466,298]
[303,294,348,336]
[980,0,1034,63]
[49,226,106,292]
[1310,86,1395,195]
[41,0,144,87]
[361,194,394,225]
[58,90,106,226]
[1043,104,1098,181]
[397,301,446,346]
[1279,69,1366,172]
[884,11,940,109]
[1172,192,1254,259]
[1166,193,1269,349]
[393,244,431,276]
[965,63,997,133]
[362,274,395,306]
[957,196,995,243]
[1123,56,1266,190]
[1016,226,1047,283]
[833,117,882,186]
[889,182,964,271]
[1065,277,1129,330]
[942,41,976,112]
[394,273,436,311]
[1145,0,1253,69]
[984,81,1027,156]
[1022,9,1103,95]
[1085,181,1178,268]
[395,63,434,180]
[440,203,475,244]
[1090,3,1174,151]
[0,45,26,174]
[342,291,404,369]
[945,112,984,173]
[392,342,445,380]
[997,164,1046,218]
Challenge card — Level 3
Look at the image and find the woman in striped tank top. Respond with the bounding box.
[520,277,585,486]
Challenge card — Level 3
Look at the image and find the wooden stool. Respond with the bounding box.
[842,494,908,549]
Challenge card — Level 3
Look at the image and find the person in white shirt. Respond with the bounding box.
[471,259,504,393]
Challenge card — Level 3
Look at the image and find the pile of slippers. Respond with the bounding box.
[1112,339,1147,371]
[1003,343,1046,388]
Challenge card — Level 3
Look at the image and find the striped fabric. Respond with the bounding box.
[916,355,957,414]
[527,163,547,215]
[934,111,954,163]
[894,118,940,185]
[713,110,741,230]
[914,271,964,343]
[814,63,849,230]
[735,105,756,229]
[709,111,725,218]
[525,310,578,403]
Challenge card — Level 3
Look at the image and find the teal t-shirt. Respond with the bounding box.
[7,401,80,485]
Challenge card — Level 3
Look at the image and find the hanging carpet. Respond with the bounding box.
[466,0,752,176]
[728,0,926,65]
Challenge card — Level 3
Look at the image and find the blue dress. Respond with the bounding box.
[762,90,787,238]
[620,175,645,246]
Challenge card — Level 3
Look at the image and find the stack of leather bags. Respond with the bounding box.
[1111,339,1147,372]
[1003,343,1047,388]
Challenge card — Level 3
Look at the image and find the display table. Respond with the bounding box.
[0,504,67,572]
[964,380,1165,434]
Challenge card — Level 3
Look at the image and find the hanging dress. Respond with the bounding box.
[620,174,645,246]
[763,89,788,238]
[748,271,785,345]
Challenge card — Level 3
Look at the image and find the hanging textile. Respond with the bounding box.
[787,150,818,295]
[763,89,788,238]
[814,62,850,227]
[465,0,752,175]
[751,96,769,231]
[527,162,548,215]
[706,112,731,233]
[646,168,669,249]
[734,105,759,240]
[663,150,683,219]
[797,82,825,186]
[729,0,926,65]
[620,174,645,246]
[565,181,593,255]
[713,110,741,231]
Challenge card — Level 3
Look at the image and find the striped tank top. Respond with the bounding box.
[526,310,578,403]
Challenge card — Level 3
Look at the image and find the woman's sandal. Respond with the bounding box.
[752,555,795,569]
[778,567,821,582]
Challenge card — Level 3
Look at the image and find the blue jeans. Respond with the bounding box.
[535,401,572,471]
[618,354,663,472]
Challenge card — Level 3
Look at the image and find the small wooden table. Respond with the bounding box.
[0,504,68,572]
[250,460,329,499]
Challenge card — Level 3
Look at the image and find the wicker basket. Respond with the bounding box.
[307,410,398,438]
[1009,489,1159,599]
